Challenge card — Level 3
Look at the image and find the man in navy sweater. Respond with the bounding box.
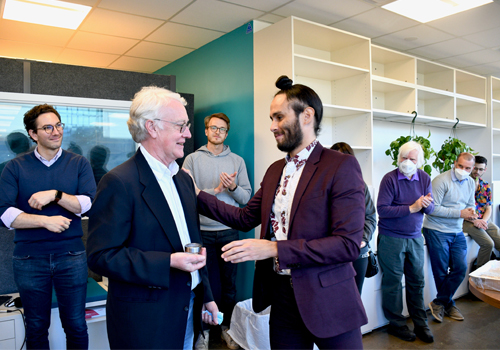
[377,141,434,343]
[0,104,96,349]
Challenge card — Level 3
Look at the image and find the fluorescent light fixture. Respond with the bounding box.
[383,0,493,23]
[2,0,91,30]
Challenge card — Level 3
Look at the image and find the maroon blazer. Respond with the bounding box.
[197,143,368,338]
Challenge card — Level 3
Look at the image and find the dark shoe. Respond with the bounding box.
[387,325,416,342]
[429,301,444,323]
[414,325,434,343]
[445,305,464,321]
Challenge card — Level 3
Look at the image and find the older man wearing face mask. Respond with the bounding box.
[377,141,434,343]
[423,152,477,324]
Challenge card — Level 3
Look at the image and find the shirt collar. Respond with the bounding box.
[285,139,318,169]
[397,168,419,181]
[140,145,179,180]
[34,147,62,163]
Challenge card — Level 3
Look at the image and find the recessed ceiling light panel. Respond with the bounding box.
[382,0,493,23]
[2,0,91,30]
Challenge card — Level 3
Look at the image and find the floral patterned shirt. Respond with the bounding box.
[270,140,318,274]
[475,177,492,219]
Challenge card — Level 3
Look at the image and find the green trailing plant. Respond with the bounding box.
[385,112,434,176]
[432,137,477,174]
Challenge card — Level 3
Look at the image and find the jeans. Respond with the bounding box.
[422,228,467,309]
[13,251,89,350]
[183,291,195,350]
[377,235,427,327]
[463,220,500,267]
[201,229,238,327]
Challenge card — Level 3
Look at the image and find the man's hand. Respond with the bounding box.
[170,248,207,272]
[202,301,220,325]
[29,190,57,210]
[421,193,433,208]
[43,215,72,233]
[409,196,423,213]
[460,207,477,220]
[214,181,227,195]
[221,239,278,263]
[182,168,200,195]
[220,172,237,191]
[473,218,488,230]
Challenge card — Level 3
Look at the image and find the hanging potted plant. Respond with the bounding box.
[385,112,434,176]
[432,119,477,173]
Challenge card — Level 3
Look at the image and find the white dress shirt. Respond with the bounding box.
[140,146,200,290]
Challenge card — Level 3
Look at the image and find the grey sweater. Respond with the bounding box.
[183,145,252,231]
[423,168,475,233]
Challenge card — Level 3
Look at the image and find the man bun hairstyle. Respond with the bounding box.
[274,75,323,135]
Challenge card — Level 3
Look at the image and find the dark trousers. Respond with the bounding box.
[422,228,467,309]
[269,274,363,350]
[377,235,428,327]
[13,250,89,350]
[353,255,368,294]
[201,229,238,327]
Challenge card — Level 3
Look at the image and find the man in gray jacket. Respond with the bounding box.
[183,112,251,349]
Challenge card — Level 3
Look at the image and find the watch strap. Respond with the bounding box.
[55,190,63,203]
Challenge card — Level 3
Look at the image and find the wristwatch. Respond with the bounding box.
[228,185,238,192]
[54,190,63,203]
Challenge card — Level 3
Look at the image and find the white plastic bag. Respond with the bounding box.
[228,299,271,350]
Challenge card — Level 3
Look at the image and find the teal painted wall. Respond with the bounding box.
[156,22,255,301]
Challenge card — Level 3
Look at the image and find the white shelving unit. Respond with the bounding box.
[490,77,500,181]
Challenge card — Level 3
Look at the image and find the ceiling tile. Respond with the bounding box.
[146,23,223,48]
[171,0,263,32]
[0,40,62,62]
[79,8,164,39]
[0,19,74,46]
[407,38,484,60]
[256,13,285,24]
[427,2,500,37]
[97,0,192,20]
[466,61,500,78]
[126,42,193,61]
[108,56,170,73]
[333,7,418,38]
[67,32,139,55]
[54,49,119,68]
[222,0,290,12]
[464,27,500,49]
[373,25,454,51]
[272,0,374,25]
[437,49,500,69]
[64,0,97,6]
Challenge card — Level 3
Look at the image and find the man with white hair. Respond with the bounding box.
[87,86,219,349]
[377,141,434,343]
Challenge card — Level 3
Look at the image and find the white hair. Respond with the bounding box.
[398,140,425,168]
[127,86,187,143]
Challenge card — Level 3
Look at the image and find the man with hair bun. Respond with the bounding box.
[193,76,367,349]
[87,86,219,350]
[377,140,434,343]
[424,152,477,323]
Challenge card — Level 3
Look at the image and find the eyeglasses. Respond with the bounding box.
[36,123,65,134]
[154,119,191,133]
[474,167,486,172]
[208,125,227,134]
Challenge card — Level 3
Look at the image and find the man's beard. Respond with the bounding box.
[276,117,303,153]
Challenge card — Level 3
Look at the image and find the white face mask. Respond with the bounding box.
[455,168,470,181]
[399,159,417,177]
